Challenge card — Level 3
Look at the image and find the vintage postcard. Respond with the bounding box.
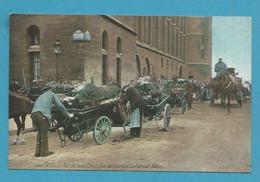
[1,1,259,182]
[8,14,251,172]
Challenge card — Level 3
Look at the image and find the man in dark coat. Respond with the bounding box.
[121,82,144,137]
[214,58,227,76]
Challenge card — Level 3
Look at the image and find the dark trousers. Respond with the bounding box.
[31,112,50,156]
[130,127,141,137]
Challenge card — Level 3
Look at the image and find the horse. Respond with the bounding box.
[9,81,42,144]
[9,91,33,144]
[210,77,221,106]
[218,73,242,112]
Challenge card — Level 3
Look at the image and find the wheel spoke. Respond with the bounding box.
[101,118,106,125]
[104,121,110,128]
[95,128,101,135]
[97,122,102,128]
[95,125,102,131]
[103,130,109,137]
[98,132,104,142]
[96,133,101,141]
[101,132,105,141]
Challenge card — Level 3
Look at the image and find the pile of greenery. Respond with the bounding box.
[161,79,177,95]
[46,79,121,108]
[45,81,75,94]
[134,83,154,96]
[100,85,121,100]
[134,81,164,105]
[70,83,121,107]
[71,83,102,105]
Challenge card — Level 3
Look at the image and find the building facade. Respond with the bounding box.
[9,15,212,86]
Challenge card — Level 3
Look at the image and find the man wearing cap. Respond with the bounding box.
[214,58,227,76]
[31,87,73,157]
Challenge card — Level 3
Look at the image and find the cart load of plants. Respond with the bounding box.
[134,76,167,105]
[45,80,75,94]
[64,82,120,108]
[45,80,121,108]
[161,79,177,95]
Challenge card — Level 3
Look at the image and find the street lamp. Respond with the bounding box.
[54,39,62,81]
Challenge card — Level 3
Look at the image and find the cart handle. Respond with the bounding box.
[146,95,171,107]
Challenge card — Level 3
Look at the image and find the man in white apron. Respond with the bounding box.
[121,83,144,137]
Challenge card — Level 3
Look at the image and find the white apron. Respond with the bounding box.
[129,108,140,128]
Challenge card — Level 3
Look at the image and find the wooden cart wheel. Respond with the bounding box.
[181,99,187,114]
[68,126,82,142]
[93,116,112,145]
[163,104,171,131]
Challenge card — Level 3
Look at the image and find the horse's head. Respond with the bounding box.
[9,80,22,91]
[219,73,233,90]
[118,85,128,105]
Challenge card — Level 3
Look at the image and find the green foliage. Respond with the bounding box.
[71,83,120,106]
[162,80,176,95]
[45,81,74,94]
[72,83,102,104]
[134,83,153,95]
[101,85,121,100]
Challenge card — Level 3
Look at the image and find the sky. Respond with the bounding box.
[212,17,252,82]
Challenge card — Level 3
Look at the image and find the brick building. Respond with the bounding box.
[9,15,212,86]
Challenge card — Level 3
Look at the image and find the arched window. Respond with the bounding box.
[101,31,109,85]
[136,55,141,77]
[116,58,121,86]
[102,31,108,50]
[116,37,122,85]
[116,37,122,54]
[145,58,150,76]
[27,25,40,82]
[179,65,183,78]
[102,55,108,85]
[143,67,146,76]
[27,25,40,45]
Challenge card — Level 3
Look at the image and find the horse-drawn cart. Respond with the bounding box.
[141,90,188,131]
[210,68,243,110]
[168,88,189,114]
[52,98,124,147]
[142,95,172,131]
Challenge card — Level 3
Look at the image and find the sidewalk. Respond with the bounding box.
[9,114,33,135]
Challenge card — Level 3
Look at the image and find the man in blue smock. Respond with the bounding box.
[31,87,73,157]
[214,58,227,76]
